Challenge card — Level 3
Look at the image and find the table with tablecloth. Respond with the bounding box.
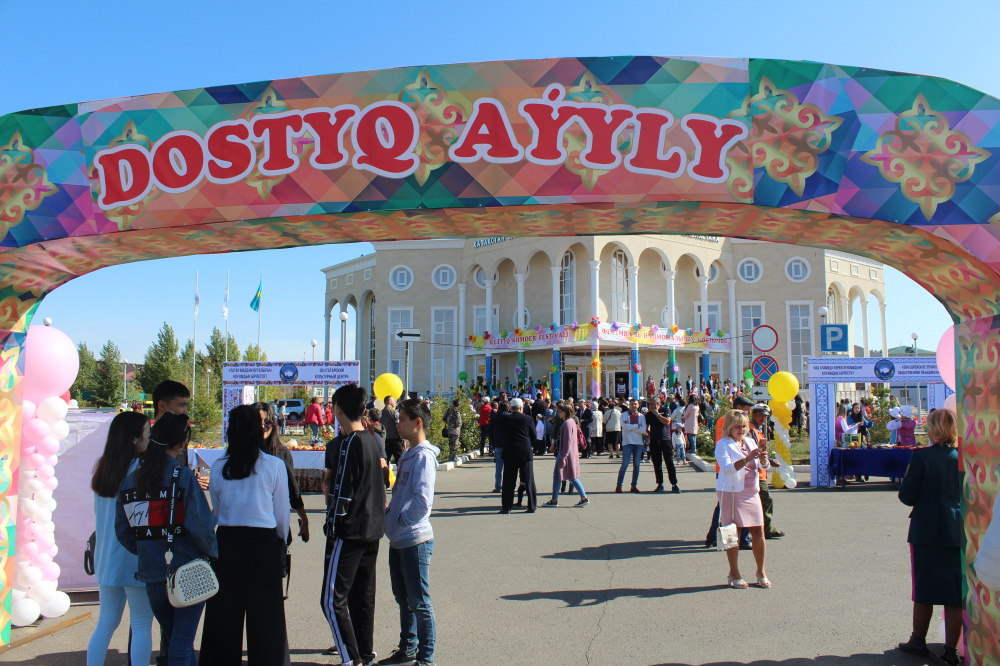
[828,447,915,486]
[188,447,327,491]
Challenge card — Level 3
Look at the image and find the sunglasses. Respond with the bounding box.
[263,420,274,430]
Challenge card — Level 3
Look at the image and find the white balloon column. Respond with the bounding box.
[11,325,79,627]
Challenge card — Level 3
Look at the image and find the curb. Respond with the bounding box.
[437,448,484,471]
[688,453,713,473]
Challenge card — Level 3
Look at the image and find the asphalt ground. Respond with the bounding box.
[3,454,952,665]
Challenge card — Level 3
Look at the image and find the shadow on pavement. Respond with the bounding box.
[431,505,505,517]
[544,539,707,560]
[652,649,938,665]
[502,584,719,606]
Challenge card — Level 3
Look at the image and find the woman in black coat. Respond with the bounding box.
[896,409,963,666]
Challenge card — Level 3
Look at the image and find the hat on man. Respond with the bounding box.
[510,398,523,409]
[733,395,754,409]
[752,403,770,413]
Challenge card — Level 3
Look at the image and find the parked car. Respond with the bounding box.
[272,399,307,420]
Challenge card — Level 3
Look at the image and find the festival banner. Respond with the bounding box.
[467,324,731,352]
[222,361,360,386]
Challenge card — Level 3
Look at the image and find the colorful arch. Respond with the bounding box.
[1,56,998,660]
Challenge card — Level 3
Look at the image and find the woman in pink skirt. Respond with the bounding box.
[715,410,771,589]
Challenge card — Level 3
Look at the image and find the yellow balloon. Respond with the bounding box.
[373,373,404,402]
[771,471,785,489]
[768,371,800,402]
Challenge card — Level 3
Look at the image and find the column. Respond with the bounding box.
[840,296,851,356]
[591,340,601,400]
[879,303,888,357]
[551,348,562,401]
[457,282,467,377]
[860,297,870,357]
[550,265,561,325]
[697,274,710,383]
[515,272,527,329]
[589,260,601,320]
[323,311,331,401]
[484,278,495,393]
[665,270,677,387]
[627,265,639,324]
[727,279,739,383]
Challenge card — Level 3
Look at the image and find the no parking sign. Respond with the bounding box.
[751,355,779,382]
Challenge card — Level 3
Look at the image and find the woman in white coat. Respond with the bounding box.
[715,409,771,589]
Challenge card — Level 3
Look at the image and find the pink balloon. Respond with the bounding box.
[33,552,52,566]
[40,562,60,582]
[25,524,44,541]
[43,477,58,491]
[26,453,45,470]
[35,465,53,481]
[23,326,79,404]
[46,545,58,559]
[35,437,59,457]
[35,533,54,551]
[23,419,50,442]
[936,328,957,391]
[21,445,36,457]
[22,541,39,559]
[21,399,36,421]
[45,454,58,467]
[944,393,957,413]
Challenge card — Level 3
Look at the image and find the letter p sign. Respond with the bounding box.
[821,324,849,353]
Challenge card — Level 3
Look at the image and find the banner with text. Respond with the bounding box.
[222,361,360,386]
[467,324,731,352]
[806,356,942,383]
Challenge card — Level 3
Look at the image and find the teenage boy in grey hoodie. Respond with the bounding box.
[378,398,438,666]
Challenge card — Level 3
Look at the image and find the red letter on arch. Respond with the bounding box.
[251,111,305,175]
[518,84,578,165]
[151,131,206,193]
[449,99,523,163]
[206,120,254,184]
[95,145,152,210]
[680,114,748,183]
[351,101,420,178]
[572,106,635,169]
[303,106,359,170]
[625,110,685,178]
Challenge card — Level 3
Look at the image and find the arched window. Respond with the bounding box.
[559,251,575,324]
[611,248,629,322]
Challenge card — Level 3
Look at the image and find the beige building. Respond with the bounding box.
[322,236,886,400]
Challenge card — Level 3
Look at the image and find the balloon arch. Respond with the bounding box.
[0,56,998,660]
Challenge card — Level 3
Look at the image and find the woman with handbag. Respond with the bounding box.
[602,398,621,458]
[714,409,770,589]
[115,413,217,666]
[87,412,155,666]
[896,409,963,666]
[543,403,589,507]
[200,405,290,665]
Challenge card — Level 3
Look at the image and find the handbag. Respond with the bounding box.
[576,426,588,452]
[441,426,449,439]
[716,457,740,552]
[165,467,219,608]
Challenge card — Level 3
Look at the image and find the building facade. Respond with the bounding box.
[322,236,886,400]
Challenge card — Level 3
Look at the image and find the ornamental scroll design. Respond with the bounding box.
[862,94,990,220]
[398,69,472,187]
[90,121,162,231]
[726,77,843,201]
[242,87,311,202]
[0,132,56,236]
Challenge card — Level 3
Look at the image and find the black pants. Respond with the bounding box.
[501,457,537,511]
[605,430,621,452]
[322,538,379,665]
[592,436,605,455]
[385,438,405,465]
[200,526,289,665]
[479,425,490,454]
[649,440,677,487]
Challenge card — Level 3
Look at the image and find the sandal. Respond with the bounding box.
[756,575,772,589]
[727,576,749,589]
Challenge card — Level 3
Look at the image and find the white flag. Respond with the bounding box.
[223,281,229,320]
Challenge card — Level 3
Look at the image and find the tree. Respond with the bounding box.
[94,341,125,407]
[140,323,181,393]
[70,343,98,403]
[204,328,241,402]
[243,343,267,362]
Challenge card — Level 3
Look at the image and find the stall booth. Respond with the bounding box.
[808,356,951,488]
[187,361,359,491]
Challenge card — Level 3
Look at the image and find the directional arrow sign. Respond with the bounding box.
[395,328,422,341]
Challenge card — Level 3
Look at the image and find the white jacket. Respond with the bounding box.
[714,436,769,493]
[621,412,646,446]
[603,407,621,431]
[590,409,604,438]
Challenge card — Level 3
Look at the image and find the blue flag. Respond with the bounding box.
[250,280,262,312]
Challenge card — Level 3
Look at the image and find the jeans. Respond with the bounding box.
[309,423,320,441]
[493,447,504,490]
[388,540,436,663]
[617,444,643,488]
[87,585,154,666]
[551,476,585,501]
[146,582,205,666]
[686,433,697,453]
[674,437,686,464]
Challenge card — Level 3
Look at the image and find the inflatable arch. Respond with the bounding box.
[0,56,998,659]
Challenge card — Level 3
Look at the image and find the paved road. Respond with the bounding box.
[5,455,947,665]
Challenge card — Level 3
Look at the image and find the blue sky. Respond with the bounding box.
[5,0,997,363]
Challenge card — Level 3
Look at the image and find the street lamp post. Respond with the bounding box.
[206,367,212,398]
[911,332,921,422]
[311,339,317,361]
[123,359,128,408]
[339,312,349,397]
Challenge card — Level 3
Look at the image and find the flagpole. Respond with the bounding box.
[193,269,199,399]
[256,268,262,400]
[224,269,230,366]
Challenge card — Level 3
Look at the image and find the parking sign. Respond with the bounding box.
[820,324,849,353]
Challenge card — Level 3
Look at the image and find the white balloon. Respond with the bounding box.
[34,509,52,525]
[12,588,26,603]
[19,499,38,517]
[20,468,36,479]
[27,580,56,604]
[50,420,69,441]
[14,560,28,572]
[17,566,42,588]
[36,397,68,425]
[779,472,790,481]
[35,489,52,504]
[373,399,385,410]
[43,522,55,534]
[785,478,798,489]
[25,478,43,494]
[21,400,37,422]
[11,598,40,626]
[67,399,79,409]
[40,591,71,618]
[786,400,796,410]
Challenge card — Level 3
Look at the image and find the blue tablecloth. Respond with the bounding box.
[828,447,914,482]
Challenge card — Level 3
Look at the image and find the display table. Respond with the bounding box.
[188,448,327,492]
[828,447,915,486]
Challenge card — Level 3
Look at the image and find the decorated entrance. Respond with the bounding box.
[0,56,998,660]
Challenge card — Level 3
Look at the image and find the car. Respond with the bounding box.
[272,399,307,420]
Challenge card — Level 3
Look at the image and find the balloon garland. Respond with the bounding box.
[766,371,799,490]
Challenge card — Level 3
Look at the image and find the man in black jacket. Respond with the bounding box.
[497,398,538,513]
[647,396,680,494]
[380,396,404,464]
[321,384,386,666]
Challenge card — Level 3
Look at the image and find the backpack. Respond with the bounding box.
[576,425,588,452]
